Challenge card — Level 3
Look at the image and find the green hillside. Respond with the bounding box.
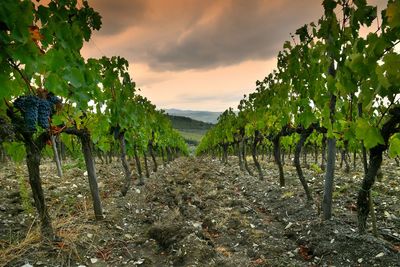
[168,115,213,132]
[178,131,204,146]
[167,115,213,146]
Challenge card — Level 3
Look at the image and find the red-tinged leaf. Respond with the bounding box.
[29,25,43,41]
[51,125,66,135]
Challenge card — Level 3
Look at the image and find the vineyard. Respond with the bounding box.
[0,0,399,266]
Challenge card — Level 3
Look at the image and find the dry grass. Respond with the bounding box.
[0,224,41,267]
[0,159,122,267]
[0,212,99,267]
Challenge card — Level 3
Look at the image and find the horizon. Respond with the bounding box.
[163,108,224,113]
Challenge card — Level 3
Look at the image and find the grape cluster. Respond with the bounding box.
[13,94,61,132]
[38,98,51,129]
[13,95,39,132]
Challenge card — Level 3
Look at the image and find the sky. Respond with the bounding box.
[81,0,387,112]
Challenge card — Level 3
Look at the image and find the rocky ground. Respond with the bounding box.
[0,155,399,266]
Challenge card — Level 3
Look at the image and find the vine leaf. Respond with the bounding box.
[389,133,400,158]
[355,118,384,149]
[386,2,400,28]
[3,142,26,162]
[63,67,85,88]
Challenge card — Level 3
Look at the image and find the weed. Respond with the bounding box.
[282,191,295,199]
[310,163,323,174]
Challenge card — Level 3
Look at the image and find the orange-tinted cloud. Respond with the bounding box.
[82,0,388,111]
[85,0,325,71]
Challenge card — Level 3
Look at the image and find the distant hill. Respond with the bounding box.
[165,109,222,124]
[167,115,213,132]
[167,114,214,147]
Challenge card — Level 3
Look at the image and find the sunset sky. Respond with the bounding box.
[81,0,387,112]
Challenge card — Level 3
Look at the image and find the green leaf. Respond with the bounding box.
[355,118,384,149]
[353,0,366,7]
[97,141,110,153]
[3,141,26,162]
[353,5,376,27]
[389,133,400,158]
[300,108,316,128]
[256,119,266,131]
[45,49,66,71]
[0,72,14,99]
[51,114,64,126]
[323,0,337,14]
[386,2,400,28]
[326,75,336,93]
[346,53,367,74]
[376,66,391,88]
[295,25,309,42]
[63,67,85,88]
[44,73,65,95]
[376,53,400,91]
[1,1,33,43]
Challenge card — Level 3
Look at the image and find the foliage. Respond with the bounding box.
[0,0,188,239]
[197,0,400,230]
[198,0,400,163]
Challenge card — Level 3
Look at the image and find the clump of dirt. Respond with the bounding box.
[148,223,187,249]
[0,155,399,266]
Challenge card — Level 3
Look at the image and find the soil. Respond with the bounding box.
[0,155,399,267]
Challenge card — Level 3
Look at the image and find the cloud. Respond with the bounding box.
[145,0,322,71]
[90,0,149,35]
[87,0,323,71]
[83,0,389,111]
[87,0,389,72]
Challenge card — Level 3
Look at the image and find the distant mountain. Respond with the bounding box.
[165,109,222,124]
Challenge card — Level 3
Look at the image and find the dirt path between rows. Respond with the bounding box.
[1,156,399,266]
